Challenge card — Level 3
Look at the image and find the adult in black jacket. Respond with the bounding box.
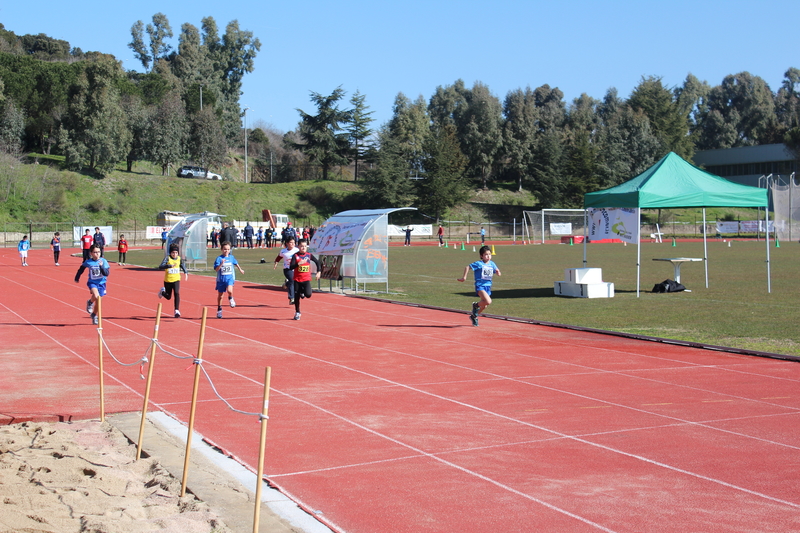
[220,222,238,248]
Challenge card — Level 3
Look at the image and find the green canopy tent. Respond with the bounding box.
[583,152,771,295]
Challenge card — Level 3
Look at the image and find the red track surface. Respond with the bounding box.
[2,248,799,533]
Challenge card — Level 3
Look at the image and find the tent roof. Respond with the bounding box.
[584,152,768,209]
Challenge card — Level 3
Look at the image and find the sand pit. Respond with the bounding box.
[0,419,230,533]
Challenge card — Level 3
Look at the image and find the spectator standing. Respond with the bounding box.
[93,227,106,257]
[50,232,61,266]
[18,234,30,266]
[81,229,93,261]
[244,222,254,249]
[404,226,413,246]
[117,234,128,266]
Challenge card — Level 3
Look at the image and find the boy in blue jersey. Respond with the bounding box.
[18,235,30,266]
[214,241,245,318]
[74,245,110,325]
[457,245,501,327]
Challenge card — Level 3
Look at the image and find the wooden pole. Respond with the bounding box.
[253,367,272,533]
[97,296,105,422]
[136,303,163,460]
[181,307,208,497]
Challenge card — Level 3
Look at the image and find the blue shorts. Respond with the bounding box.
[88,282,107,297]
[475,284,492,296]
[216,279,234,293]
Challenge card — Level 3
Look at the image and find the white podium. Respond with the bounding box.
[554,268,614,298]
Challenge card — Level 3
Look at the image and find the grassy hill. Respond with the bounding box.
[0,152,760,229]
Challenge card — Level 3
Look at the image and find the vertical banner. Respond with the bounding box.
[588,208,640,244]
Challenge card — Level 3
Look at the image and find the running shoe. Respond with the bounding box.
[55,263,60,266]
[294,312,301,321]
[471,301,480,318]
[216,309,223,319]
[470,313,479,327]
[92,314,99,325]
[289,298,294,304]
[174,310,181,318]
[86,299,94,314]
[158,288,165,299]
[229,297,236,308]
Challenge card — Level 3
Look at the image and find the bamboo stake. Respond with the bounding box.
[136,303,163,460]
[97,296,105,422]
[253,366,272,533]
[181,307,208,497]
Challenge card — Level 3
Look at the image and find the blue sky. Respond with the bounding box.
[2,0,798,134]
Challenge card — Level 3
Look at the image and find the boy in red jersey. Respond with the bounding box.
[288,239,320,320]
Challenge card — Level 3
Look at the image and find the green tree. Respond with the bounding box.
[387,93,430,178]
[419,123,469,221]
[62,58,132,175]
[502,87,537,192]
[294,86,352,180]
[147,90,188,175]
[527,85,567,207]
[348,90,374,181]
[459,82,504,189]
[128,20,150,71]
[188,106,227,169]
[0,99,25,154]
[775,67,800,132]
[360,127,416,207]
[695,72,780,149]
[595,88,662,187]
[147,13,173,68]
[628,76,693,159]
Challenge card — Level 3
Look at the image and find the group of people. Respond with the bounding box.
[209,222,317,250]
[65,222,501,328]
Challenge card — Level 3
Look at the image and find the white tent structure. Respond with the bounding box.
[310,208,415,292]
[166,212,222,270]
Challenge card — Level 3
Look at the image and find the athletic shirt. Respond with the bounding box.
[82,258,109,286]
[469,260,499,287]
[278,246,298,269]
[163,255,183,283]
[291,252,318,282]
[18,240,30,252]
[81,234,93,249]
[214,254,238,282]
[51,237,61,251]
[118,239,128,253]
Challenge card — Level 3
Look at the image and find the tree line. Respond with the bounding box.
[1,19,799,216]
[0,15,259,176]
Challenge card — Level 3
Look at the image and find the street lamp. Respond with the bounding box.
[243,107,250,184]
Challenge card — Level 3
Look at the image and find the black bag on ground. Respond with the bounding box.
[651,279,686,293]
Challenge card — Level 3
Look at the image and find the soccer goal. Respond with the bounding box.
[522,209,587,244]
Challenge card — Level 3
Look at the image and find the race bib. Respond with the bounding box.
[297,264,310,273]
[220,263,233,276]
[168,267,180,274]
[89,266,103,280]
[480,265,494,279]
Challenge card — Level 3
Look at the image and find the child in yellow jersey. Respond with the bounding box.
[158,245,188,317]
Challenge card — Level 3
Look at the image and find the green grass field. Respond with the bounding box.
[127,239,800,357]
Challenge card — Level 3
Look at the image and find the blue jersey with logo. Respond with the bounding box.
[214,254,239,285]
[469,260,499,291]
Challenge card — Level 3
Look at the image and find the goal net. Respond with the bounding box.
[522,209,587,244]
[771,175,800,242]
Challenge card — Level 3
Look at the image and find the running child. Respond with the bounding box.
[75,245,110,325]
[288,238,320,320]
[50,232,61,266]
[18,235,30,266]
[213,241,244,318]
[273,237,298,304]
[457,245,501,327]
[117,234,128,265]
[158,244,188,318]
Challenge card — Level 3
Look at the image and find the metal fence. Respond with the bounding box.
[1,220,160,249]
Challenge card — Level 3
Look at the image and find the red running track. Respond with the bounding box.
[2,248,800,533]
